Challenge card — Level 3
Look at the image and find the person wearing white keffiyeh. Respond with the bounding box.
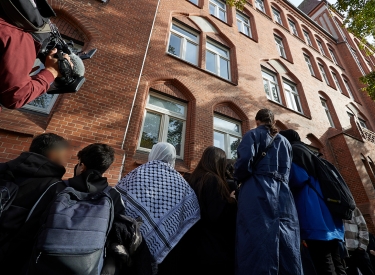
[115,142,200,268]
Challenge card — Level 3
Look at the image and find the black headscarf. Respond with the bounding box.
[279,130,317,178]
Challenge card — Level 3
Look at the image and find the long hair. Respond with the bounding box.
[255,109,278,136]
[189,146,230,201]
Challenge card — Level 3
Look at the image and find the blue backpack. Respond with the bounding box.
[29,185,114,275]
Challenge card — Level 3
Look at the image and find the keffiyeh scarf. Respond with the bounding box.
[116,160,200,264]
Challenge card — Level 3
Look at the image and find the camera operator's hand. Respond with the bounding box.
[45,48,74,78]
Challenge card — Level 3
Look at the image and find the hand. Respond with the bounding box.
[44,48,73,78]
[230,191,236,200]
[358,247,365,251]
[370,250,375,256]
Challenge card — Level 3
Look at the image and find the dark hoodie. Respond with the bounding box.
[0,152,66,274]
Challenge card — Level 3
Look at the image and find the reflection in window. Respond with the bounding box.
[272,8,282,25]
[344,80,354,99]
[274,35,286,58]
[214,115,242,159]
[303,30,312,46]
[209,0,227,22]
[319,64,329,85]
[329,49,338,65]
[139,93,187,158]
[317,40,325,55]
[262,70,281,103]
[255,0,265,12]
[236,12,251,37]
[320,98,335,127]
[289,20,298,36]
[206,41,230,80]
[284,81,303,113]
[189,0,199,5]
[168,23,199,65]
[332,73,342,93]
[359,118,368,129]
[304,54,315,76]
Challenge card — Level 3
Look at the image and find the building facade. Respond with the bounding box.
[1,0,375,229]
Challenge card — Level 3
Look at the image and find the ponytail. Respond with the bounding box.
[255,109,278,136]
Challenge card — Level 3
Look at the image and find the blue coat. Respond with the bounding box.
[235,126,303,275]
[289,163,345,241]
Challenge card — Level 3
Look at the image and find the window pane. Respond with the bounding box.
[229,136,241,159]
[206,51,216,73]
[149,95,185,115]
[207,42,229,58]
[185,41,198,65]
[168,34,181,56]
[140,112,161,149]
[214,131,226,151]
[219,57,229,79]
[237,20,242,32]
[27,93,55,109]
[167,118,183,156]
[293,94,302,113]
[209,3,215,15]
[262,71,275,81]
[263,79,271,98]
[212,0,225,8]
[218,9,226,21]
[271,83,280,102]
[189,0,198,4]
[214,116,240,133]
[243,25,250,36]
[172,24,197,41]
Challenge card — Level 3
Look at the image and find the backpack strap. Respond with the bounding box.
[252,134,278,169]
[25,180,62,222]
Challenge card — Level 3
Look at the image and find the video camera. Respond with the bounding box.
[0,0,97,94]
[37,23,97,94]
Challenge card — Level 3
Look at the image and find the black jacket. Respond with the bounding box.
[0,152,66,274]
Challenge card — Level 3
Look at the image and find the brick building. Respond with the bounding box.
[1,0,375,228]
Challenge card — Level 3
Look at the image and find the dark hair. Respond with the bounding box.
[279,129,301,144]
[29,133,68,157]
[225,159,236,180]
[77,143,115,174]
[189,146,230,201]
[255,109,278,136]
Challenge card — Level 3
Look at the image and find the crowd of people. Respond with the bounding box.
[0,108,374,275]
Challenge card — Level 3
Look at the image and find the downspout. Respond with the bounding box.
[118,0,161,181]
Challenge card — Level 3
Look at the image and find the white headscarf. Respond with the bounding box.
[148,142,176,167]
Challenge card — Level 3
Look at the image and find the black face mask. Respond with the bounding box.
[74,163,79,177]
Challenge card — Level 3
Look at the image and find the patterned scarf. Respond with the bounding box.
[116,160,200,264]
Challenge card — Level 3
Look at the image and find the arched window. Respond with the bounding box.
[209,0,229,23]
[315,34,328,57]
[329,66,345,93]
[301,25,313,47]
[319,91,341,129]
[302,48,319,77]
[271,3,287,27]
[235,8,258,41]
[316,58,333,86]
[327,44,340,66]
[168,16,237,82]
[273,29,293,62]
[260,59,310,116]
[341,75,356,100]
[213,102,248,159]
[287,14,301,38]
[255,0,271,16]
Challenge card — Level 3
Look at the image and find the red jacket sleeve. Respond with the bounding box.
[0,20,55,109]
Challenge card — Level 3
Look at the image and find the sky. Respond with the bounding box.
[288,0,337,8]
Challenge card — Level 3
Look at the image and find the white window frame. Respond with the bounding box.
[331,72,343,93]
[344,80,355,99]
[304,54,315,76]
[206,40,231,80]
[209,0,227,22]
[283,81,303,114]
[272,8,282,25]
[274,35,286,58]
[236,12,252,38]
[255,0,265,12]
[138,93,187,159]
[262,69,281,104]
[213,114,242,159]
[303,30,312,46]
[329,49,338,65]
[289,20,298,36]
[320,98,335,128]
[319,64,329,84]
[317,40,325,55]
[167,22,199,65]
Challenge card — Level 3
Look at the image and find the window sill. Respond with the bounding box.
[276,23,290,34]
[292,34,306,43]
[209,14,232,27]
[280,55,294,64]
[311,74,323,82]
[134,151,190,173]
[166,53,238,86]
[308,44,320,54]
[239,31,258,43]
[268,99,312,119]
[255,9,273,21]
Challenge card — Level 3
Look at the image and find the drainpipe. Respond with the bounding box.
[118,0,161,181]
